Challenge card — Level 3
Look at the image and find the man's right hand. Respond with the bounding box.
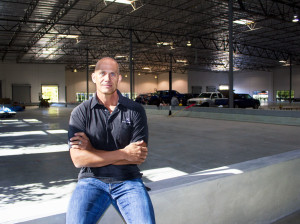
[121,140,148,164]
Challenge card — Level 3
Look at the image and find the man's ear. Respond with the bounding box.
[118,74,122,83]
[91,73,96,83]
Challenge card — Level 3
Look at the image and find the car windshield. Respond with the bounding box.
[198,93,211,98]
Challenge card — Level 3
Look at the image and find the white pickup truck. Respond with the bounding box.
[187,92,224,107]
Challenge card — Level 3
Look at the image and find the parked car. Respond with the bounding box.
[148,90,186,105]
[215,91,260,109]
[0,105,16,118]
[135,93,153,104]
[187,92,224,107]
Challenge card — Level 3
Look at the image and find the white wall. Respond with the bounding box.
[65,70,158,102]
[273,66,300,99]
[65,70,95,103]
[2,63,299,104]
[157,72,188,93]
[0,63,65,103]
[188,70,273,101]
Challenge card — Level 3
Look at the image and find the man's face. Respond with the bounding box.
[92,59,121,95]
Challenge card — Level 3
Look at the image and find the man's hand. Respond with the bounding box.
[69,132,93,151]
[120,140,148,164]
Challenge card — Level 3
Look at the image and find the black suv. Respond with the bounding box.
[148,90,187,105]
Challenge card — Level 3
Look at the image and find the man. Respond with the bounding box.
[67,57,155,224]
[171,96,179,106]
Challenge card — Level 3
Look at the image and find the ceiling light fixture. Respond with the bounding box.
[115,55,127,59]
[233,19,254,25]
[104,0,142,10]
[58,34,79,39]
[142,67,151,70]
[105,0,135,5]
[187,41,192,47]
[176,59,188,63]
[157,42,172,46]
[292,15,299,22]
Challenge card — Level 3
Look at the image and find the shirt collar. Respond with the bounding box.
[91,90,125,109]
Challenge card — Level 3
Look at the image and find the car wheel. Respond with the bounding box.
[253,104,259,109]
[234,104,239,108]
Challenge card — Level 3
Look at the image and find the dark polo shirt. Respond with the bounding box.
[68,90,148,182]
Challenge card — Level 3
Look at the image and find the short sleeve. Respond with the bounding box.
[131,107,148,144]
[68,106,86,148]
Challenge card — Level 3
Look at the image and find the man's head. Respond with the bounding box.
[92,57,122,96]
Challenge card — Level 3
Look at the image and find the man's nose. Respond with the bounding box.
[103,73,111,81]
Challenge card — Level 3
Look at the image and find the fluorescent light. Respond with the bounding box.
[187,41,192,47]
[279,60,286,63]
[233,19,254,25]
[176,59,187,63]
[57,34,79,39]
[292,15,299,22]
[219,85,229,90]
[142,67,151,70]
[115,55,127,59]
[157,42,172,46]
[105,0,135,4]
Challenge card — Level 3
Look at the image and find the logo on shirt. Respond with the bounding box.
[122,117,131,125]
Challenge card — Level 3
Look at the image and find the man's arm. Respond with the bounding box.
[112,141,147,165]
[69,132,148,168]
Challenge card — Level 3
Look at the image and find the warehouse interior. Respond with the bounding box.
[0,0,300,223]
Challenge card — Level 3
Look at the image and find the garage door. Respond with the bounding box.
[12,84,31,104]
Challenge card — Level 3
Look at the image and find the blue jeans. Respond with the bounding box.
[66,178,155,224]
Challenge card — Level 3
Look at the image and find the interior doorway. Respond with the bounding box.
[12,84,31,103]
[41,85,58,102]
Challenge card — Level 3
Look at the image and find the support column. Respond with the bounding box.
[289,55,292,103]
[228,0,234,108]
[86,48,89,100]
[169,53,173,116]
[129,29,134,100]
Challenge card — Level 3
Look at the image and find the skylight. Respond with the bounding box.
[105,0,135,4]
[233,19,254,25]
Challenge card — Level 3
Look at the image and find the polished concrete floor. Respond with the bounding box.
[0,106,299,223]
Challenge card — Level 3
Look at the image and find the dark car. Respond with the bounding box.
[216,90,260,109]
[234,94,260,109]
[148,90,186,105]
[135,93,153,105]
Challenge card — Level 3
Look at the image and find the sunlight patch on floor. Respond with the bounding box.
[142,167,188,182]
[0,180,77,224]
[0,144,69,156]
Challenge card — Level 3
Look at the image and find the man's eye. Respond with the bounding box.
[110,73,116,77]
[100,72,106,76]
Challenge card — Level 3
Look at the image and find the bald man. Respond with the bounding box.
[67,57,155,224]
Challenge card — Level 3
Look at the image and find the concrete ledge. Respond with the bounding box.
[19,150,300,224]
[144,106,300,126]
[100,150,300,224]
